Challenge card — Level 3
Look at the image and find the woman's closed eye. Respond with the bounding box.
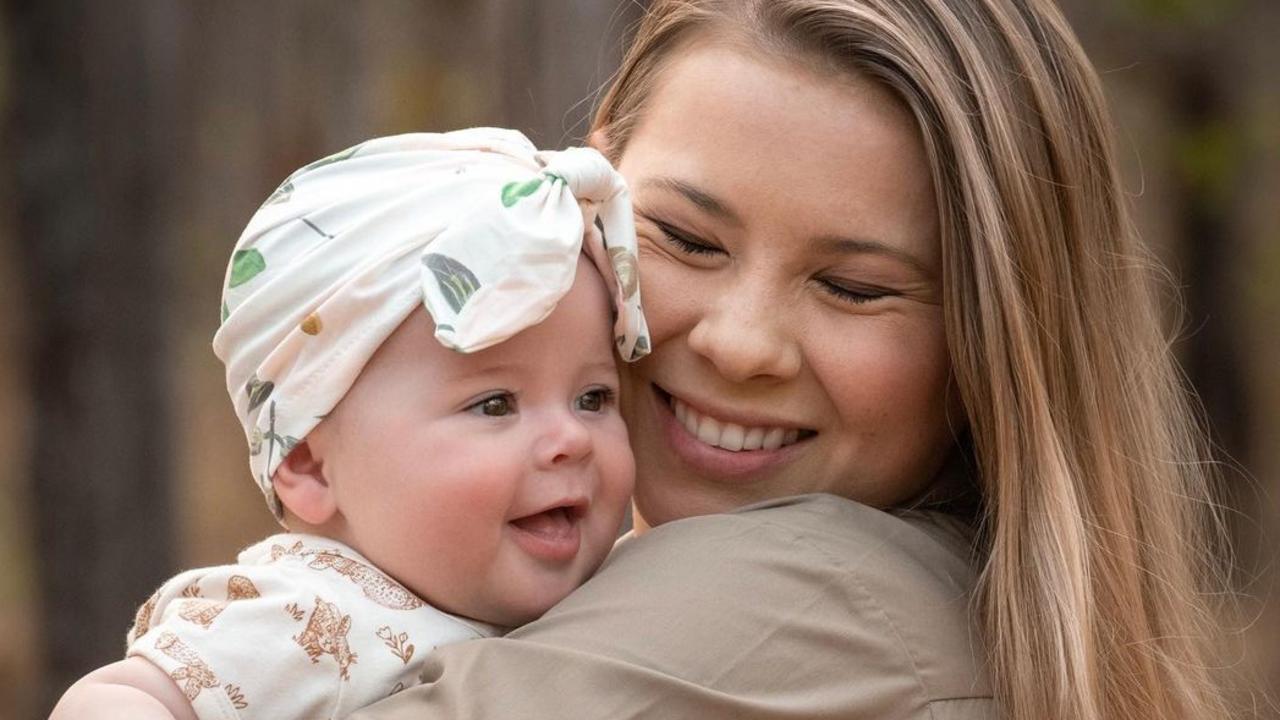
[815,278,898,305]
[643,210,902,307]
[467,392,516,417]
[648,217,722,257]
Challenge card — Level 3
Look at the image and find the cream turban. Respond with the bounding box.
[212,128,650,518]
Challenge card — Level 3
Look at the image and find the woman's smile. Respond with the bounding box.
[651,382,816,477]
[668,391,814,452]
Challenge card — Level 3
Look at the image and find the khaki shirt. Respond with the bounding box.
[351,494,995,719]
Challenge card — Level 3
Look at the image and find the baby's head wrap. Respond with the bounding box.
[213,127,650,519]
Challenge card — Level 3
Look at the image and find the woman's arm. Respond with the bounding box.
[49,657,197,720]
[350,494,994,720]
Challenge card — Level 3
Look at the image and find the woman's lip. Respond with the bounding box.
[651,384,806,479]
[507,514,581,563]
[656,385,813,432]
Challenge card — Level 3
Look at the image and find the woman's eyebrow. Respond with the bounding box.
[813,235,934,277]
[641,176,933,276]
[640,177,743,227]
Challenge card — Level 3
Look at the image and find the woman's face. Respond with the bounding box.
[614,44,960,528]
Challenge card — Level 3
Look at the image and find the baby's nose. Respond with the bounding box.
[533,412,593,468]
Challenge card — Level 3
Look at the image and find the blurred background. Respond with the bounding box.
[0,1,1276,718]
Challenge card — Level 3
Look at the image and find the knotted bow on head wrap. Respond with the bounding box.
[212,128,650,519]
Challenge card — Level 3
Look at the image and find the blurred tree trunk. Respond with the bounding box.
[1062,0,1280,711]
[5,2,647,714]
[487,0,646,146]
[6,0,179,710]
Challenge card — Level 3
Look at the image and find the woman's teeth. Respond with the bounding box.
[672,397,801,452]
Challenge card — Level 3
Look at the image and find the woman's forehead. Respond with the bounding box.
[620,43,940,268]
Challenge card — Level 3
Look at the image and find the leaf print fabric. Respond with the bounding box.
[125,533,496,720]
[500,177,544,207]
[212,128,649,519]
[608,246,639,298]
[244,375,273,411]
[228,249,266,288]
[300,313,323,335]
[421,254,481,314]
[262,180,293,207]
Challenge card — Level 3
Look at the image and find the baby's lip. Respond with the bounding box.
[508,503,584,563]
[511,496,589,523]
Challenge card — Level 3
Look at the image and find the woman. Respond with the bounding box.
[355,0,1233,718]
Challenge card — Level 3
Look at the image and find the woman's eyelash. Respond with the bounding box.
[818,280,895,305]
[644,212,893,306]
[651,219,721,256]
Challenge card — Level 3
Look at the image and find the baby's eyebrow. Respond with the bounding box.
[584,360,621,376]
[641,176,743,227]
[441,361,519,380]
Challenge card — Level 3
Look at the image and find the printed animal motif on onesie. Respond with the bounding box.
[178,576,261,628]
[123,533,496,720]
[270,540,426,610]
[293,596,358,680]
[155,632,219,702]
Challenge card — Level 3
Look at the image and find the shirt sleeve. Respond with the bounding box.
[126,563,364,720]
[348,495,995,720]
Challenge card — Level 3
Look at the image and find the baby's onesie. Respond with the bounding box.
[126,533,496,720]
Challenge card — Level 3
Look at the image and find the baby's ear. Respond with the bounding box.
[273,440,338,526]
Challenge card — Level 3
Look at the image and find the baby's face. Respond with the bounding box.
[308,259,634,626]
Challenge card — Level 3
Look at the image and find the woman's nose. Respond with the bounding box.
[533,411,594,469]
[686,276,802,384]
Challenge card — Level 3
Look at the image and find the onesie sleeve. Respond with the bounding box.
[126,562,366,720]
[348,494,995,720]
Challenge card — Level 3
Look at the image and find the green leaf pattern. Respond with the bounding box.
[245,374,274,411]
[229,249,266,288]
[262,179,294,207]
[500,172,568,208]
[500,178,544,207]
[423,253,481,314]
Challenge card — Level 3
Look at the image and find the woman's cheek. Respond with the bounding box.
[634,247,702,344]
[818,314,951,431]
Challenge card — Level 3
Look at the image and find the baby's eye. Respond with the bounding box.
[469,393,516,417]
[575,387,615,413]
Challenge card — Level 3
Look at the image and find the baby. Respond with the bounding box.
[50,128,649,720]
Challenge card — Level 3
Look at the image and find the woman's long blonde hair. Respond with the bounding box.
[592,1,1235,718]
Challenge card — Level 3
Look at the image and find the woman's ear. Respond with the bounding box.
[587,128,613,159]
[273,440,338,526]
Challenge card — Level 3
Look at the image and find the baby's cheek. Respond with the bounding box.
[607,450,637,515]
[588,432,635,555]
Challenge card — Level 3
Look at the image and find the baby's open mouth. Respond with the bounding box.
[509,505,584,562]
[510,506,579,541]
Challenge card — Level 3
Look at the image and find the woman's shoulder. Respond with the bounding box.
[351,495,994,719]
[521,494,992,714]
[616,493,981,602]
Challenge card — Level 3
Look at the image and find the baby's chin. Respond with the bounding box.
[492,585,583,628]
[475,565,603,628]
